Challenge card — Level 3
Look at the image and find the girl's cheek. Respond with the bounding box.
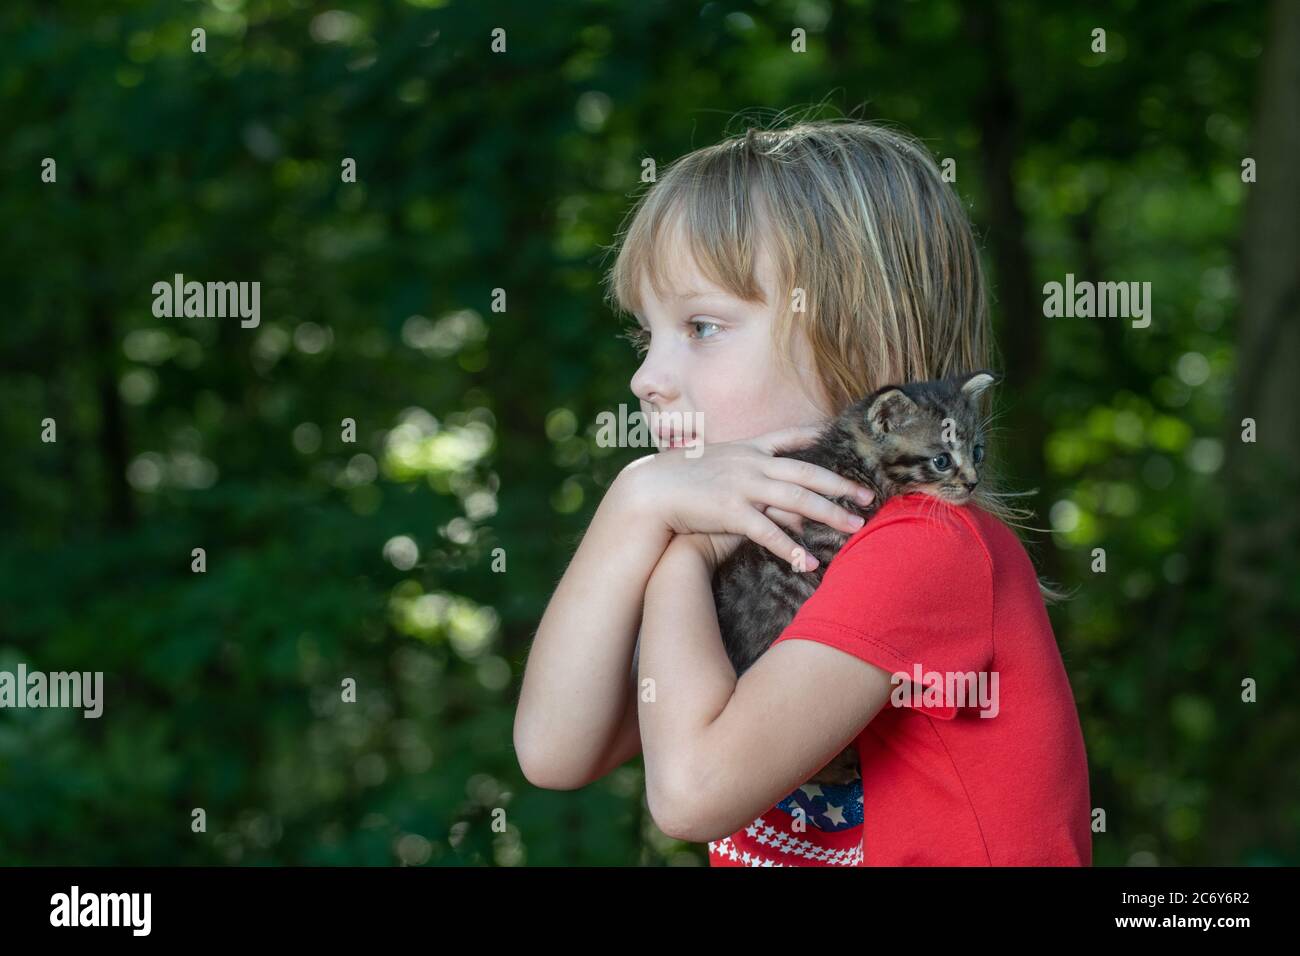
[694,351,785,440]
[703,397,768,444]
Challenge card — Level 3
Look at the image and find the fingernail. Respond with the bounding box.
[856,488,875,504]
[849,514,865,528]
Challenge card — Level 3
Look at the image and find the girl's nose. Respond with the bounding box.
[630,358,677,406]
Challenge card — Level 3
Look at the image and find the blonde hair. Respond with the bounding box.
[602,116,1061,596]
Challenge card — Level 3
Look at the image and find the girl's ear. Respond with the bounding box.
[867,388,919,434]
[960,370,998,399]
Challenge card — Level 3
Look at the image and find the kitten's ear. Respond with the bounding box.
[866,387,919,435]
[960,370,998,400]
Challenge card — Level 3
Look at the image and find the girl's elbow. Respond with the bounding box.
[654,765,756,845]
[646,784,696,842]
[646,765,709,842]
[514,725,589,791]
[651,799,728,845]
[517,749,588,791]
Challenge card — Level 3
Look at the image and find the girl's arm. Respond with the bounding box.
[515,429,875,792]
[513,465,670,790]
[636,534,894,843]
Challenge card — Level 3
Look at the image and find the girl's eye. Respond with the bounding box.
[688,318,721,339]
[972,444,985,464]
[622,318,717,354]
[931,453,952,471]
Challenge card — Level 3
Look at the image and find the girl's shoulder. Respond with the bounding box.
[856,492,988,546]
[843,492,1026,577]
[849,493,1042,600]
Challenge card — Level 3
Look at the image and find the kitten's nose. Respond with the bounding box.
[963,479,978,492]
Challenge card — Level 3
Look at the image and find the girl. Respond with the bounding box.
[514,120,1091,866]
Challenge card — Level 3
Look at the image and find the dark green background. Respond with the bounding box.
[1,0,1296,865]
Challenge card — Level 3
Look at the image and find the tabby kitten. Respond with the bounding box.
[711,370,997,785]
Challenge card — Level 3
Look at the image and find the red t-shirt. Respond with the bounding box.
[707,493,1092,866]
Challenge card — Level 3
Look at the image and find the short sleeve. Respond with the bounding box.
[770,497,995,719]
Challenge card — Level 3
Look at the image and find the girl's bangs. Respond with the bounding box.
[607,164,771,318]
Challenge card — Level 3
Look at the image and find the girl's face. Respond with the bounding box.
[629,232,834,451]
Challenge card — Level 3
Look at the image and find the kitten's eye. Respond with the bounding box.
[973,444,985,464]
[931,453,952,471]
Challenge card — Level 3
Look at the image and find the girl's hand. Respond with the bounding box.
[616,425,875,573]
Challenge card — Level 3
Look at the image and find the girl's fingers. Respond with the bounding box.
[762,457,877,511]
[741,510,820,572]
[754,478,866,536]
[763,505,805,535]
